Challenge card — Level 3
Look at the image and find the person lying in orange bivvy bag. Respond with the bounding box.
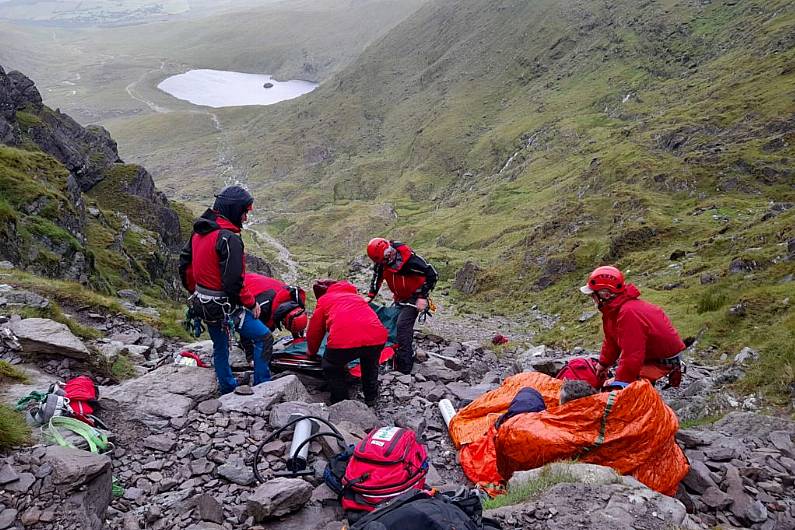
[448,372,688,497]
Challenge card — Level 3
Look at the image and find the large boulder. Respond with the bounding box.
[7,318,89,359]
[42,446,113,530]
[101,364,217,425]
[327,400,379,432]
[219,375,309,417]
[453,261,481,294]
[246,477,313,521]
[485,480,696,529]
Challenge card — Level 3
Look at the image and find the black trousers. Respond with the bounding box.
[395,302,419,374]
[322,344,382,403]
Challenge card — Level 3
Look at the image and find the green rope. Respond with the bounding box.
[578,390,617,457]
[44,416,112,454]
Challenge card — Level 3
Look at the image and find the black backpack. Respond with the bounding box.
[349,489,501,530]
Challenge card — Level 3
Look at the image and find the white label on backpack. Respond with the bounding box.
[371,440,385,447]
[371,427,400,442]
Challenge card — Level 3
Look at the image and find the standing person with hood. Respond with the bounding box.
[307,280,387,407]
[580,266,686,389]
[366,238,437,375]
[178,185,272,394]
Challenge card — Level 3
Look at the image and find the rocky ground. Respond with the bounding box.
[1,282,793,530]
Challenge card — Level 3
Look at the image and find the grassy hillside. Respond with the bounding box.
[217,0,793,403]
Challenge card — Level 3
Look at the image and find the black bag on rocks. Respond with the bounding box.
[349,489,501,530]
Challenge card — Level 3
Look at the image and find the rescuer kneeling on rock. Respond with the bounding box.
[580,265,685,389]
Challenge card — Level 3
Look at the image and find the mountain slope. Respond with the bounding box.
[0,65,191,297]
[225,0,794,402]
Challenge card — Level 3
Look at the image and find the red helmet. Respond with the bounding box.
[284,307,307,338]
[367,237,391,263]
[580,266,625,295]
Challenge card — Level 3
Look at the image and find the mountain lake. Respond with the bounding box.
[157,69,318,107]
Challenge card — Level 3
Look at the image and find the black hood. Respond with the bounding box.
[192,209,220,235]
[212,185,253,228]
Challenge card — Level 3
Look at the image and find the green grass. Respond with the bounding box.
[0,404,31,449]
[0,360,29,384]
[110,355,137,381]
[680,414,725,430]
[482,464,578,510]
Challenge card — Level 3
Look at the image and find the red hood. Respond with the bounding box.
[326,280,358,296]
[600,284,641,314]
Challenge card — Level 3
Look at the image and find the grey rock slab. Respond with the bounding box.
[246,477,314,521]
[270,400,328,429]
[676,429,722,448]
[681,460,716,494]
[508,463,620,490]
[143,434,176,452]
[8,317,89,359]
[101,364,217,422]
[45,446,111,485]
[3,471,34,493]
[0,463,19,485]
[445,382,497,404]
[197,399,221,415]
[217,462,255,486]
[701,486,733,509]
[0,509,17,530]
[196,493,224,524]
[416,359,459,383]
[220,375,309,416]
[769,431,794,457]
[327,400,378,432]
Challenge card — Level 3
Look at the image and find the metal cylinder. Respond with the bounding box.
[287,416,314,472]
[438,399,456,428]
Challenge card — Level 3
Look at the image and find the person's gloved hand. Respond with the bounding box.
[595,362,609,382]
[416,298,428,312]
[250,303,261,320]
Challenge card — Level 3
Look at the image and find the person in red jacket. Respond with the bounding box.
[244,273,307,337]
[367,238,437,374]
[178,185,272,394]
[307,280,387,406]
[580,265,686,389]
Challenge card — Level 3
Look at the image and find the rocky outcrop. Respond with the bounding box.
[0,64,186,293]
[1,446,112,530]
[101,364,218,427]
[453,261,481,294]
[486,480,698,529]
[6,317,90,359]
[676,413,794,529]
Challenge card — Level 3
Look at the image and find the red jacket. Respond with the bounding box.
[599,284,685,383]
[178,210,255,308]
[307,281,387,354]
[368,242,438,302]
[244,273,302,330]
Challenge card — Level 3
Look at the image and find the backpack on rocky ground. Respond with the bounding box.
[555,357,605,389]
[17,375,103,427]
[341,426,429,514]
[349,489,502,530]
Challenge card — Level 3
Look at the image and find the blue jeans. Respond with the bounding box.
[207,309,271,394]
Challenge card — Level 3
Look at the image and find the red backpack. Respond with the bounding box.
[342,427,429,513]
[63,376,100,425]
[555,357,605,389]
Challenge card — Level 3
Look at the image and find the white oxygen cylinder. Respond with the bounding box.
[287,416,314,472]
[438,399,457,428]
